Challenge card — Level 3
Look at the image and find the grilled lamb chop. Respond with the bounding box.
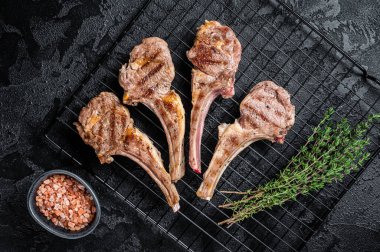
[187,20,242,174]
[119,37,185,182]
[74,92,180,212]
[197,81,295,200]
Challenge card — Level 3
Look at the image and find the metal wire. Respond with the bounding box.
[135,1,354,202]
[44,0,380,251]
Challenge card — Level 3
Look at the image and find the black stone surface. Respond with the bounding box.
[0,0,379,251]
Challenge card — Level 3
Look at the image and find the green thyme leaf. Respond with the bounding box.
[219,108,379,226]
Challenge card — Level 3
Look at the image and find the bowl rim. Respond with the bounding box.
[27,169,101,239]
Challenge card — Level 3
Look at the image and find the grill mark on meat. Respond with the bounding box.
[140,51,161,69]
[137,63,164,87]
[239,117,259,129]
[247,104,284,129]
[275,109,284,118]
[229,135,239,147]
[197,92,205,100]
[145,88,154,97]
[98,116,105,146]
[119,114,127,141]
[192,102,200,112]
[110,110,116,148]
[118,113,127,144]
[193,58,227,65]
[274,90,287,109]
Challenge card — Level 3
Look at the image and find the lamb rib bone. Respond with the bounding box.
[119,37,185,182]
[74,92,180,212]
[187,20,242,174]
[197,81,295,200]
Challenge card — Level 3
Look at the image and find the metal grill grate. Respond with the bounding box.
[44,0,380,251]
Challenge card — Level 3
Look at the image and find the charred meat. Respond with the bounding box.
[75,92,180,212]
[187,20,242,174]
[197,81,295,200]
[119,37,185,182]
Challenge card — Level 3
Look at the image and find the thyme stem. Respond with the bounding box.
[219,108,380,226]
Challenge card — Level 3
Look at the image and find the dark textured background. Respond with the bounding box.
[1,0,380,251]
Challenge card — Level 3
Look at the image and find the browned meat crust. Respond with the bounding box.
[119,37,185,182]
[74,92,180,211]
[197,81,295,200]
[187,20,242,173]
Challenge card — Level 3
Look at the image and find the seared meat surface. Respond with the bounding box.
[187,20,241,174]
[119,37,185,182]
[197,81,295,200]
[75,92,180,212]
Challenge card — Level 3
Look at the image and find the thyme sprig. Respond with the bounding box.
[219,108,380,226]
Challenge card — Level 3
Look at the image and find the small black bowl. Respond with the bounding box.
[27,169,101,239]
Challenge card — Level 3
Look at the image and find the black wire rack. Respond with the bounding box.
[44,0,380,251]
